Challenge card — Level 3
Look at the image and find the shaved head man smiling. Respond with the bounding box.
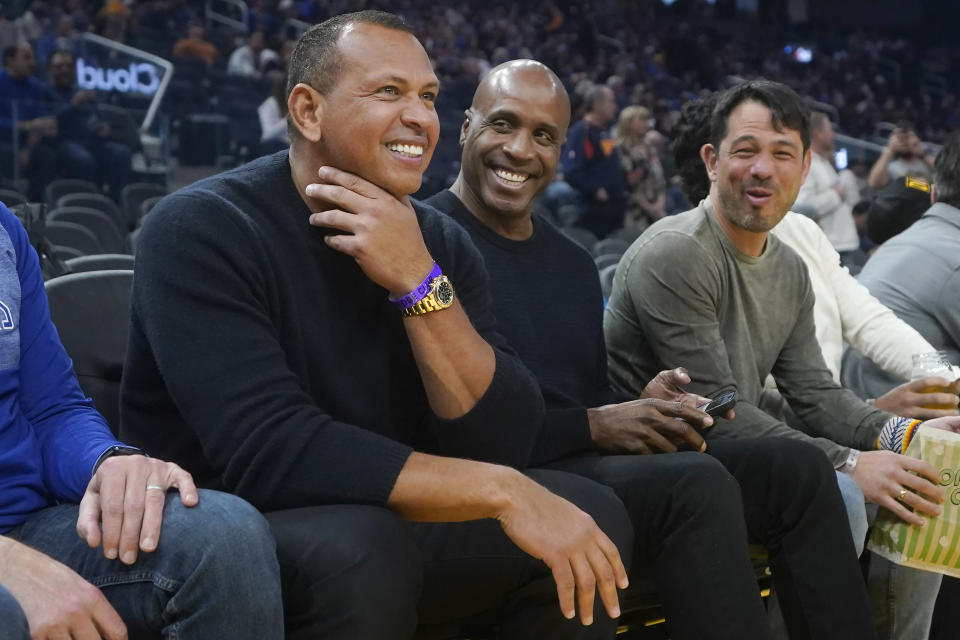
[428,63,880,640]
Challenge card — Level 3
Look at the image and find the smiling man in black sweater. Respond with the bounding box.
[120,12,636,640]
[426,58,878,640]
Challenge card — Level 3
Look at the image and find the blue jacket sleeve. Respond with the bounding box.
[1,205,123,502]
[561,121,592,193]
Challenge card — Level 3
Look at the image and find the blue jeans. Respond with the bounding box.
[834,472,943,640]
[1,489,283,639]
[836,470,869,556]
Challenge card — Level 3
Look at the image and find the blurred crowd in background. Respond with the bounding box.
[1,0,958,246]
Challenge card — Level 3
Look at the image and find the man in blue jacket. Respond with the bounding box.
[562,84,626,238]
[0,203,283,639]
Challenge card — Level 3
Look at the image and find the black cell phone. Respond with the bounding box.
[697,391,737,418]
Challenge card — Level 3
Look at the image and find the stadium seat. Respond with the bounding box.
[126,227,142,255]
[121,183,166,229]
[57,193,126,232]
[45,221,103,256]
[44,179,101,205]
[65,254,136,273]
[599,263,618,299]
[594,253,621,271]
[45,270,134,434]
[562,226,599,251]
[53,245,85,262]
[139,195,163,224]
[607,226,643,244]
[48,207,127,254]
[0,188,28,208]
[591,238,631,258]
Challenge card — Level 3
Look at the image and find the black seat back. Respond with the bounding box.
[44,179,101,204]
[48,206,126,254]
[121,183,166,230]
[65,254,136,273]
[45,270,134,434]
[44,221,103,256]
[57,193,126,233]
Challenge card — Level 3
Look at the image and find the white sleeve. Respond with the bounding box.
[257,98,289,143]
[227,48,255,76]
[831,250,936,381]
[795,161,842,220]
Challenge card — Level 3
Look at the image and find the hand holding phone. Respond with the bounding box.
[697,391,737,418]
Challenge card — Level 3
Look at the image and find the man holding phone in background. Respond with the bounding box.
[868,121,935,191]
[427,59,879,640]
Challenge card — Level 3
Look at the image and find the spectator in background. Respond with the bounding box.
[46,49,133,198]
[247,0,278,34]
[257,71,289,152]
[34,13,80,70]
[868,122,935,190]
[94,1,130,44]
[0,41,57,200]
[137,0,192,32]
[615,105,665,230]
[866,175,932,244]
[843,132,960,404]
[793,112,861,260]
[227,30,278,79]
[562,84,625,238]
[173,23,221,68]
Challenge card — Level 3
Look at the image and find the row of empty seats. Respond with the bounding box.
[1,180,166,263]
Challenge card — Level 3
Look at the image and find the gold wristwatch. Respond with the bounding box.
[400,275,455,317]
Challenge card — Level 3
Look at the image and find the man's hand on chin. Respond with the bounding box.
[306,166,434,295]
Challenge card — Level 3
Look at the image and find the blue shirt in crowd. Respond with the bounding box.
[0,69,50,136]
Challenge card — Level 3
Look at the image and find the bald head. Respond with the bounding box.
[451,59,570,239]
[472,60,570,125]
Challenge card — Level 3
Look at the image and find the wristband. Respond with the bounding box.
[92,444,144,475]
[876,416,922,454]
[389,262,442,309]
[838,449,860,474]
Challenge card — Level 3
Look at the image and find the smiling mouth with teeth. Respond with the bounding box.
[387,143,424,158]
[494,168,530,184]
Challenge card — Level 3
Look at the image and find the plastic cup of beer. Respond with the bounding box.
[911,351,958,410]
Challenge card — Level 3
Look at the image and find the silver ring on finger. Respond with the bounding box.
[146,485,166,492]
[896,488,908,502]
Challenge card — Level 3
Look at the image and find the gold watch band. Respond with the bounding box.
[400,276,454,317]
[401,293,441,317]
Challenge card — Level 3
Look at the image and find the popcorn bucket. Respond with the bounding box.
[868,427,960,578]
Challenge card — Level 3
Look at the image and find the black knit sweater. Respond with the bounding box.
[426,190,610,465]
[120,152,543,511]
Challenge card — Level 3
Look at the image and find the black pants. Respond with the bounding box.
[548,438,876,640]
[265,468,633,640]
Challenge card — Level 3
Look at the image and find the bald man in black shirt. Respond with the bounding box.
[427,58,877,640]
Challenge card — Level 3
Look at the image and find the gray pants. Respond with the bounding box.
[839,478,944,640]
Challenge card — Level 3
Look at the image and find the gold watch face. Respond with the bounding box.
[433,276,455,307]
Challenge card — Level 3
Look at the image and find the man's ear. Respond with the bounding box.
[700,143,718,182]
[288,83,325,143]
[459,109,472,146]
